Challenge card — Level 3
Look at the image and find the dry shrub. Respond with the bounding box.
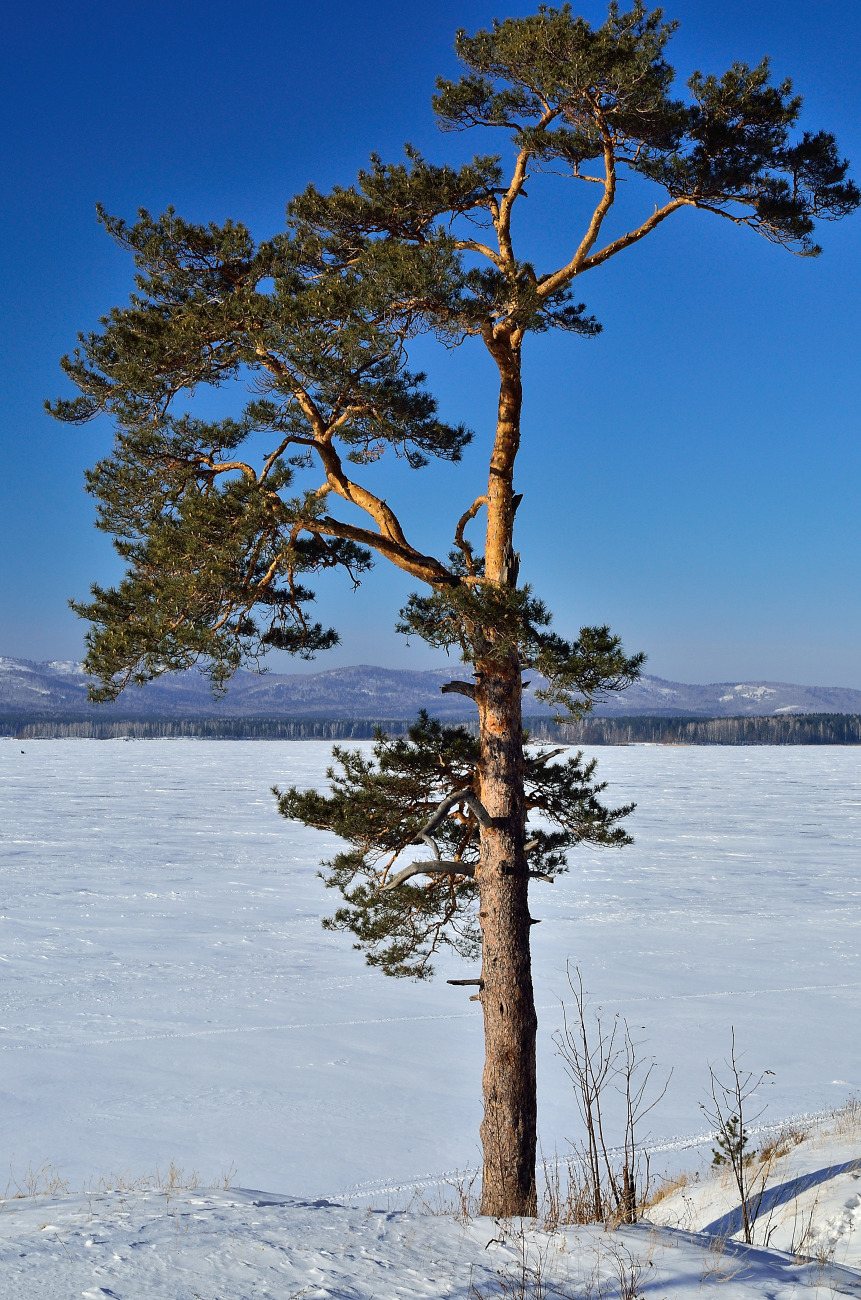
[442,1167,481,1223]
[554,967,670,1226]
[755,1122,808,1165]
[699,1230,745,1284]
[641,1170,689,1210]
[469,1220,568,1300]
[830,1094,861,1139]
[540,1153,613,1231]
[602,1237,651,1300]
[411,1168,481,1222]
[84,1161,201,1202]
[470,1227,654,1300]
[784,1190,825,1260]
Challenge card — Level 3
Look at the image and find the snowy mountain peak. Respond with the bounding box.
[2,656,861,718]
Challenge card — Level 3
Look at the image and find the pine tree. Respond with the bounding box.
[273,712,634,979]
[50,4,857,1216]
[711,1113,749,1169]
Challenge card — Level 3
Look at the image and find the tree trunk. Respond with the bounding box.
[477,657,537,1217]
[476,334,537,1218]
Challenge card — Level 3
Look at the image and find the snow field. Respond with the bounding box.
[1,737,861,1296]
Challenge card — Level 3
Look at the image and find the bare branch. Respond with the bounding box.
[412,787,494,838]
[440,680,477,700]
[198,457,257,481]
[525,747,567,769]
[379,860,475,891]
[577,198,691,274]
[452,239,506,269]
[379,860,554,891]
[453,494,487,576]
[417,831,441,861]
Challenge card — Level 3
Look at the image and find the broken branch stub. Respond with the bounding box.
[440,680,477,700]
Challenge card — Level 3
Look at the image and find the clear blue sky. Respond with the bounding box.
[2,0,860,686]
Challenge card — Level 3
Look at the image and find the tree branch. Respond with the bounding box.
[496,108,559,262]
[453,239,506,269]
[453,494,487,575]
[379,860,476,891]
[577,198,691,273]
[199,457,258,480]
[440,680,477,700]
[304,514,453,585]
[379,860,554,892]
[498,147,532,264]
[254,344,329,438]
[416,786,497,836]
[249,346,455,586]
[536,105,617,299]
[308,434,456,584]
[525,747,567,768]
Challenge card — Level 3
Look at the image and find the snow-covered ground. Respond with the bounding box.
[1,738,861,1296]
[651,1116,861,1259]
[5,1122,861,1299]
[4,1166,861,1300]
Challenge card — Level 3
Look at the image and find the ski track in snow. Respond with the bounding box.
[1,981,859,1054]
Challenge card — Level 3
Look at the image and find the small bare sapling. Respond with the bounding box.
[700,1028,774,1244]
[554,965,671,1223]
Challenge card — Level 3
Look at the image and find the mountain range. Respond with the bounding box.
[2,656,861,719]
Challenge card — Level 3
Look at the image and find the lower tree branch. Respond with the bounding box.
[380,860,475,891]
[379,857,555,892]
[525,747,567,768]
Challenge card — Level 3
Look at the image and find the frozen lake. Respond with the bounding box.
[1,738,860,1199]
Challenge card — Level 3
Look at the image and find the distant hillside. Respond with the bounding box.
[3,656,861,720]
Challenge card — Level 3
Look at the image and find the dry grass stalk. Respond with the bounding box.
[699,1229,746,1284]
[1,1160,70,1204]
[830,1094,861,1140]
[642,1170,689,1210]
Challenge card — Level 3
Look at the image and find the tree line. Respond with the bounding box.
[6,713,861,744]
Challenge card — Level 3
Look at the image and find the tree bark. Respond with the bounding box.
[483,335,522,586]
[477,656,537,1217]
[476,334,537,1218]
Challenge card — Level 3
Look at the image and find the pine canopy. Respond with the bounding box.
[48,3,856,706]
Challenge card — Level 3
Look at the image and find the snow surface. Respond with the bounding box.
[6,1170,861,1300]
[651,1123,861,1257]
[1,738,861,1296]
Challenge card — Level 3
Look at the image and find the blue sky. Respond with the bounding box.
[2,0,860,686]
